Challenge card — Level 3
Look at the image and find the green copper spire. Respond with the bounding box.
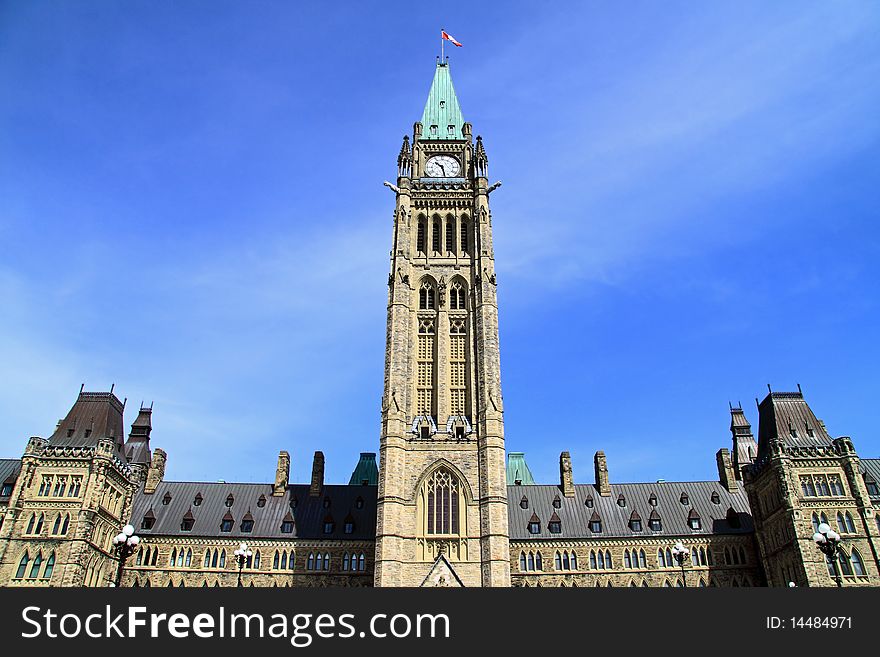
[419,61,465,140]
[506,452,536,486]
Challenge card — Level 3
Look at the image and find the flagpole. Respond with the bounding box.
[440,28,444,62]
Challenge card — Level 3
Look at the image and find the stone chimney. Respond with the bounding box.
[559,451,575,498]
[309,451,324,497]
[273,450,290,497]
[144,448,167,494]
[594,451,611,497]
[716,448,738,492]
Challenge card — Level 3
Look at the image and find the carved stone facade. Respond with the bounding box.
[1,62,878,590]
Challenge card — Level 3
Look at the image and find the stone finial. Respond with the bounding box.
[594,451,611,497]
[716,448,738,492]
[144,448,167,494]
[273,450,290,497]
[559,451,575,498]
[309,451,325,497]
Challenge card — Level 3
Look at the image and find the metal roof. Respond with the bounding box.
[506,452,536,485]
[0,459,21,500]
[861,458,880,502]
[507,481,753,541]
[131,481,376,541]
[48,391,126,458]
[757,391,832,459]
[348,453,378,486]
[419,62,465,140]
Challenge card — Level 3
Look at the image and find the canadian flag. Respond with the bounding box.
[441,30,463,47]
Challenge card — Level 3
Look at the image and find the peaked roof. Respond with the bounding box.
[348,453,378,486]
[49,390,126,458]
[506,452,536,485]
[756,391,832,459]
[420,552,465,587]
[419,62,465,140]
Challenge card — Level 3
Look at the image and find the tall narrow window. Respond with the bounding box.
[445,217,455,253]
[432,217,441,252]
[424,468,460,535]
[449,317,467,416]
[460,218,468,253]
[417,317,436,419]
[42,552,55,580]
[15,552,29,579]
[417,216,426,253]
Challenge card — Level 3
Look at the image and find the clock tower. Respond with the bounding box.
[374,59,510,587]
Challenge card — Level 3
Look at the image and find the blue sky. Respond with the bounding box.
[1,1,878,487]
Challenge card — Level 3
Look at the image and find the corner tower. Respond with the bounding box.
[374,59,510,587]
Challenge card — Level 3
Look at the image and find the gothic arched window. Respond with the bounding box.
[424,468,461,535]
[419,282,436,310]
[445,216,455,253]
[460,217,469,253]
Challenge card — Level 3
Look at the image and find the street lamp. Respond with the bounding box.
[812,522,843,587]
[234,542,252,588]
[112,524,140,587]
[671,541,689,588]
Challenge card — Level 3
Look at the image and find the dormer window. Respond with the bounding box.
[439,100,445,109]
[193,493,203,507]
[323,515,335,534]
[430,125,438,135]
[241,513,254,533]
[344,516,355,534]
[548,520,561,534]
[220,512,234,532]
[710,491,720,504]
[141,510,156,530]
[290,497,298,509]
[67,428,75,437]
[181,511,194,532]
[281,520,294,533]
[323,497,331,509]
[585,495,594,508]
[355,496,364,510]
[257,495,267,508]
[648,493,658,506]
[84,428,92,438]
[447,125,455,135]
[617,494,626,507]
[649,510,662,531]
[726,507,741,529]
[0,483,12,497]
[162,493,172,506]
[680,492,689,505]
[527,512,540,534]
[589,519,602,533]
[552,495,561,509]
[629,511,642,532]
[688,509,701,530]
[225,494,234,508]
[520,496,529,509]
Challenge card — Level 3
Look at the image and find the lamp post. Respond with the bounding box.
[671,541,689,588]
[234,542,252,588]
[112,524,140,587]
[812,522,843,588]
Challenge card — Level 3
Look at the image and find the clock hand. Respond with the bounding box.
[438,163,445,175]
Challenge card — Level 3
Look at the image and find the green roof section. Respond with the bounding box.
[506,452,536,486]
[348,452,378,486]
[419,62,465,140]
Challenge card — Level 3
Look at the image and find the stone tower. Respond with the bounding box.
[374,59,510,587]
[744,390,880,587]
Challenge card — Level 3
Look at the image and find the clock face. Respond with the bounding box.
[424,155,461,178]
